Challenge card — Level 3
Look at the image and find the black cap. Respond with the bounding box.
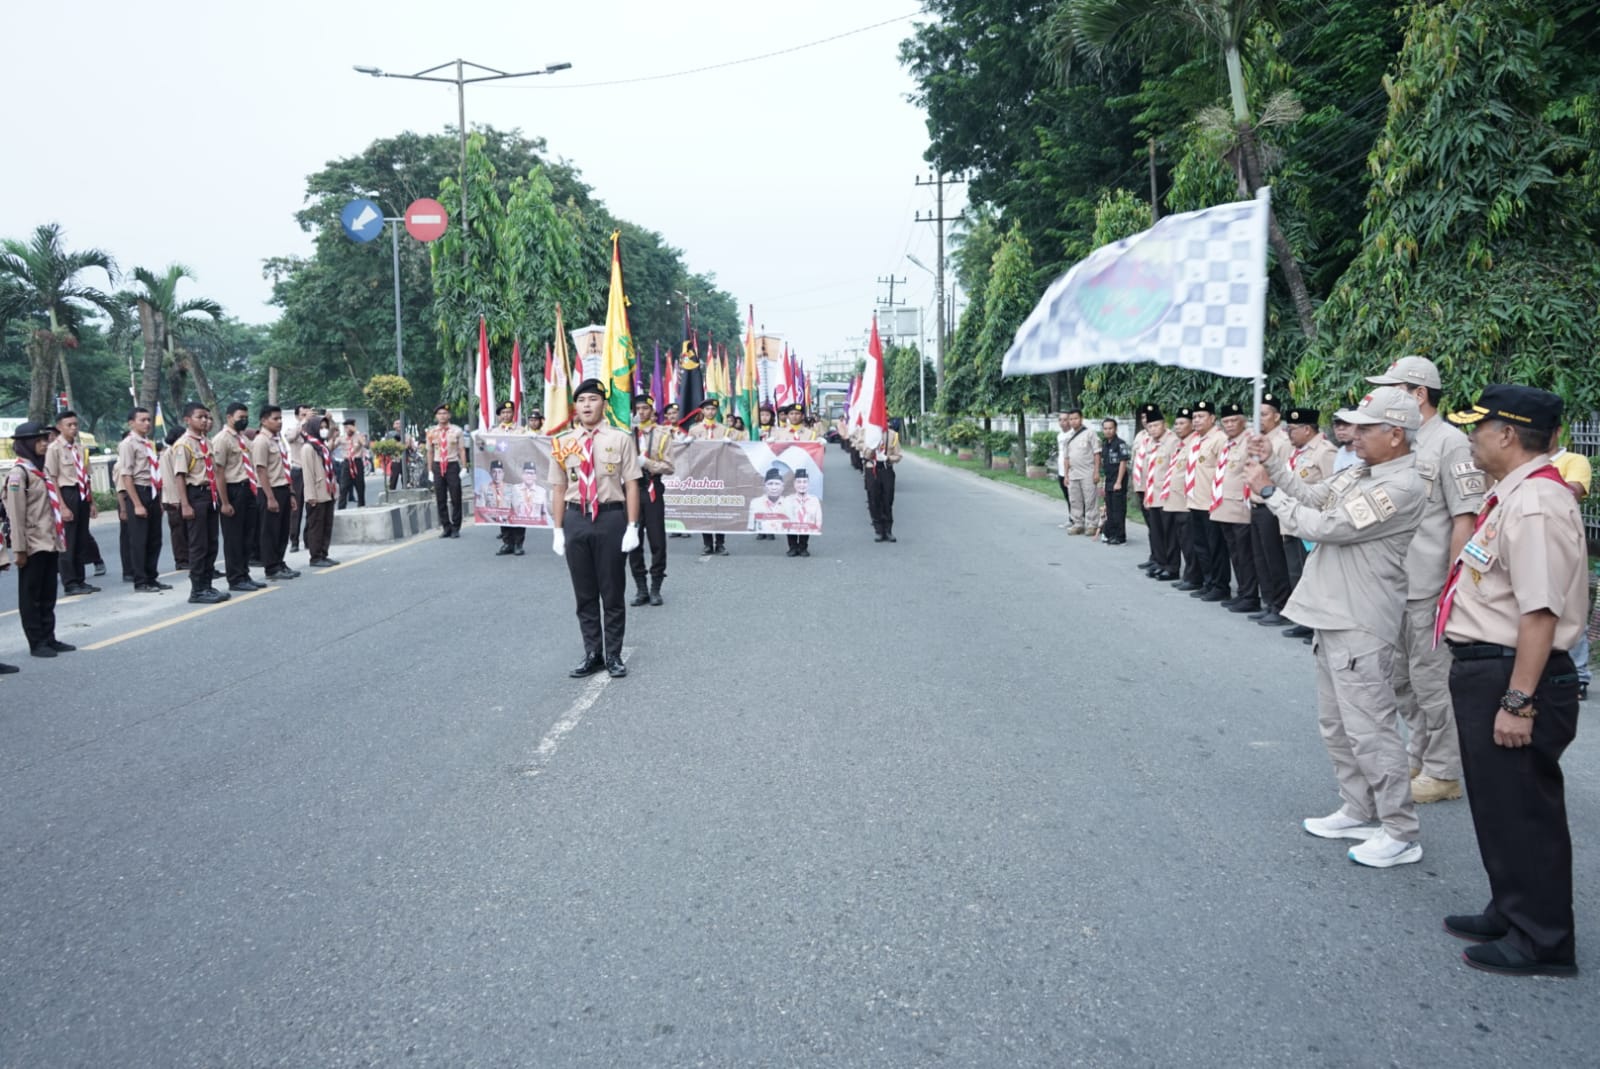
[1192,401,1216,415]
[785,402,804,414]
[794,468,810,479]
[10,420,54,442]
[1261,393,1283,411]
[1448,384,1564,433]
[764,467,784,481]
[496,402,514,415]
[1176,406,1194,419]
[490,459,504,470]
[1218,402,1244,418]
[1140,404,1164,421]
[573,378,607,400]
[1285,407,1321,426]
[522,461,538,471]
[634,394,654,406]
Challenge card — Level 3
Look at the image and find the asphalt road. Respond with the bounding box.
[2,455,1595,1068]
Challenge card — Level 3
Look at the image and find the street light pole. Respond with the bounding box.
[353,59,573,266]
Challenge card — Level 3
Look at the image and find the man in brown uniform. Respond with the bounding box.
[44,410,99,596]
[1161,408,1199,587]
[169,403,228,605]
[213,402,265,592]
[250,405,299,581]
[1210,403,1258,613]
[630,395,674,605]
[1438,385,1584,977]
[118,407,169,593]
[1137,409,1177,579]
[426,404,467,538]
[1366,355,1484,804]
[1246,387,1427,868]
[298,416,339,567]
[1249,394,1293,624]
[859,418,902,544]
[550,379,642,678]
[1273,408,1337,636]
[1185,401,1230,601]
[4,422,74,658]
[689,398,730,556]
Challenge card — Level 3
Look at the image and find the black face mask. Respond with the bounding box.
[233,418,249,432]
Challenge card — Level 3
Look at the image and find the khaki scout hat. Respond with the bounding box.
[1366,355,1442,390]
[1334,386,1423,430]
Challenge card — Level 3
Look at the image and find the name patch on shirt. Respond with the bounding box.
[1453,462,1487,497]
[1369,486,1398,521]
[1327,470,1359,496]
[1343,494,1379,530]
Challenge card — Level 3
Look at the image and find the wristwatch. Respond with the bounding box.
[1258,485,1277,499]
[1499,689,1536,717]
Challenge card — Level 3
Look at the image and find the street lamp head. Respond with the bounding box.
[906,254,930,273]
[353,65,383,76]
[545,62,572,72]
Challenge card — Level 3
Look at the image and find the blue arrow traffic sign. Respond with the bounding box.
[340,198,385,243]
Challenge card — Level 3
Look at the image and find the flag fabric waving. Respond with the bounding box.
[544,303,574,435]
[1002,188,1270,381]
[860,317,888,450]
[739,305,760,434]
[510,338,524,426]
[476,316,494,431]
[599,231,635,428]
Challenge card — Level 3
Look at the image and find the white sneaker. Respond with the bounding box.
[1302,809,1380,841]
[1347,830,1422,868]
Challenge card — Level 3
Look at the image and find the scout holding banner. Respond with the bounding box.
[472,434,824,536]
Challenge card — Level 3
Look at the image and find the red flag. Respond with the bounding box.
[510,337,523,425]
[862,318,887,448]
[477,317,494,431]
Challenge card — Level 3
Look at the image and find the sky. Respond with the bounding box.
[4,0,965,368]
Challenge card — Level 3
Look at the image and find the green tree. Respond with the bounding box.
[119,263,225,415]
[977,223,1050,464]
[1308,0,1600,413]
[0,223,119,421]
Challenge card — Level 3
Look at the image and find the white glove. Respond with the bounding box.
[620,524,641,553]
[552,527,566,557]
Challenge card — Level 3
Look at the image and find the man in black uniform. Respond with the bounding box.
[630,394,674,606]
[1099,417,1130,545]
[551,379,641,678]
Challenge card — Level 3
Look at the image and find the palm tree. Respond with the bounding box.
[1044,0,1318,338]
[120,264,224,415]
[0,223,119,420]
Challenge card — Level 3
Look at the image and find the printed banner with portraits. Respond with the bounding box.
[472,434,825,535]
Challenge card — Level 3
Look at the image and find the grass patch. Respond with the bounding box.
[905,445,1147,525]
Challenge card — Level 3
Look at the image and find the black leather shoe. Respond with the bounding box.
[786,547,799,557]
[1150,570,1177,581]
[1256,612,1290,627]
[716,546,729,555]
[93,563,106,577]
[1228,601,1262,614]
[1174,581,1202,592]
[513,545,525,556]
[1283,624,1313,639]
[1136,560,1155,570]
[1199,589,1229,603]
[495,543,515,556]
[441,529,453,539]
[630,589,650,606]
[189,589,229,605]
[63,584,93,596]
[799,547,810,556]
[134,583,163,593]
[46,639,76,652]
[569,654,604,678]
[153,580,174,590]
[448,529,461,538]
[1461,939,1577,977]
[310,558,339,567]
[1247,609,1273,620]
[0,662,18,674]
[649,589,663,606]
[886,533,896,543]
[702,546,715,556]
[229,580,267,592]
[874,533,887,542]
[1443,914,1510,944]
[605,657,628,678]
[30,645,57,659]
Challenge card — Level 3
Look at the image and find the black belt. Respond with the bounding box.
[570,501,625,514]
[1447,640,1570,663]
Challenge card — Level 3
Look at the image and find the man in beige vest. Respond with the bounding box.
[1060,408,1099,534]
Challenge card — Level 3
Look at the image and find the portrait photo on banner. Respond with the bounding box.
[472,433,555,528]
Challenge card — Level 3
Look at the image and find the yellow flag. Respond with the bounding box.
[544,303,574,434]
[600,231,635,428]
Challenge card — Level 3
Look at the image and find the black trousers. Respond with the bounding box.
[1057,476,1071,507]
[82,527,103,567]
[866,463,896,534]
[58,485,91,587]
[435,463,462,531]
[1148,508,1177,573]
[304,500,335,560]
[18,550,60,650]
[1168,510,1199,583]
[1219,520,1257,602]
[502,526,526,547]
[289,469,305,547]
[1189,508,1230,594]
[1250,505,1291,611]
[338,460,366,508]
[702,533,725,552]
[1103,484,1128,542]
[1283,536,1308,592]
[219,481,256,584]
[566,504,628,659]
[118,497,133,578]
[183,485,220,592]
[388,458,402,490]
[629,476,667,583]
[244,485,261,564]
[1136,489,1150,539]
[1450,651,1580,963]
[259,484,291,572]
[123,486,163,584]
[164,506,188,569]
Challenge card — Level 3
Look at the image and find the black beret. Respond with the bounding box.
[573,378,607,400]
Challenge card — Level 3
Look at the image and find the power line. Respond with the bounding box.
[483,12,922,91]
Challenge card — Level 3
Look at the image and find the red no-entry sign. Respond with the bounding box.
[404,198,449,242]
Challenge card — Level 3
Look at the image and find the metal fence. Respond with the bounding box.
[1569,418,1600,547]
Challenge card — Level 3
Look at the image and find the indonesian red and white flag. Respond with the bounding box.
[509,337,524,425]
[476,316,494,431]
[858,317,888,450]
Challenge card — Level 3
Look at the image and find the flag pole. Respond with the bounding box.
[1252,185,1271,434]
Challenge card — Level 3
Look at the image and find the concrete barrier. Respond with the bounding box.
[331,498,437,544]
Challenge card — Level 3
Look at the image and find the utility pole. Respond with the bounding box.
[914,170,967,396]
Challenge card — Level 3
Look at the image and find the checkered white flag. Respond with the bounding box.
[1003,187,1270,381]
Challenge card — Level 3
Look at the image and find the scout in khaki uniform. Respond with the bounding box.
[44,410,99,596]
[1271,407,1336,634]
[1130,406,1153,551]
[550,379,642,679]
[689,399,729,556]
[118,407,168,591]
[1247,387,1427,868]
[4,422,74,658]
[1184,401,1231,601]
[250,405,299,580]
[1136,408,1178,579]
[1060,408,1099,534]
[1209,403,1258,612]
[860,419,902,544]
[630,395,675,605]
[1438,385,1585,977]
[1366,355,1484,804]
[491,402,526,556]
[426,404,467,537]
[213,402,265,592]
[1248,394,1294,624]
[1160,409,1199,587]
[298,416,339,567]
[169,403,229,605]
